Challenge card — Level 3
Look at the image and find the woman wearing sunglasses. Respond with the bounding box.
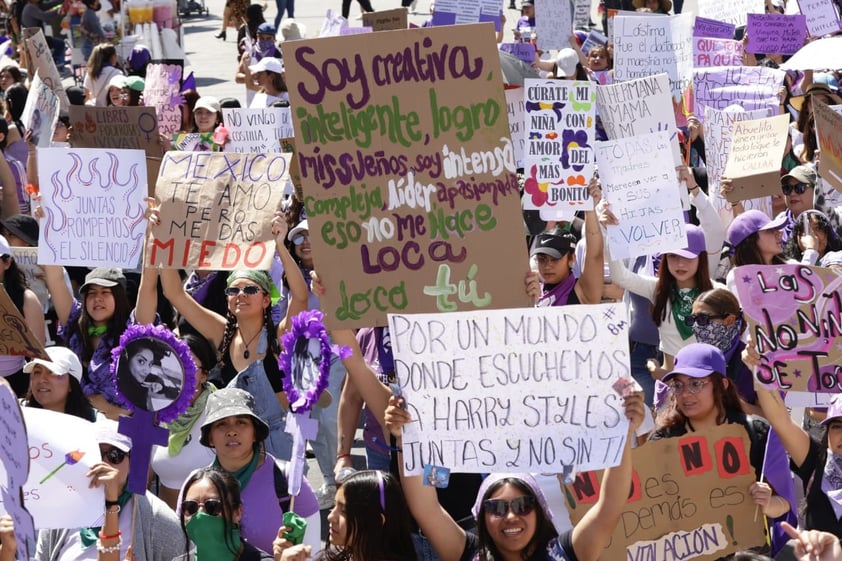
[177,467,273,561]
[650,344,790,521]
[36,419,185,561]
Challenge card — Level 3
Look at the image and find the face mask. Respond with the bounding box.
[185,512,241,561]
[257,38,275,55]
[693,318,742,354]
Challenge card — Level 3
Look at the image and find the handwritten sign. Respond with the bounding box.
[814,99,842,192]
[693,37,742,68]
[581,29,608,56]
[431,0,500,29]
[697,0,764,27]
[499,42,536,64]
[693,66,786,120]
[69,106,159,152]
[361,7,408,30]
[148,152,289,270]
[564,424,766,561]
[522,79,595,215]
[735,264,842,392]
[0,383,35,560]
[390,305,632,476]
[505,87,526,167]
[573,0,591,29]
[745,13,807,55]
[222,107,292,153]
[596,131,686,260]
[693,16,735,39]
[721,114,789,202]
[143,59,183,137]
[284,24,528,328]
[797,0,842,37]
[0,285,48,359]
[22,30,70,112]
[37,148,147,269]
[21,72,58,148]
[535,0,571,51]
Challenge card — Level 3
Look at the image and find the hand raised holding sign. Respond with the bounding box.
[0,515,17,561]
[271,211,289,248]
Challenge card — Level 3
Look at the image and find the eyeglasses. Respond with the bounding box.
[683,313,728,327]
[668,379,711,395]
[224,285,263,297]
[292,234,310,246]
[782,182,811,196]
[181,499,223,517]
[483,495,537,518]
[102,447,127,465]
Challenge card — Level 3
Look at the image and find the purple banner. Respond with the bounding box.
[500,42,536,63]
[745,13,807,54]
[693,16,735,39]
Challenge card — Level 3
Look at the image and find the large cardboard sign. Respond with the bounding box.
[735,264,842,393]
[697,0,764,27]
[69,106,160,152]
[148,152,289,270]
[693,66,786,121]
[595,131,686,260]
[813,99,842,192]
[22,29,70,112]
[564,424,766,561]
[693,37,743,68]
[362,7,408,30]
[745,13,807,55]
[222,107,291,153]
[797,0,842,37]
[721,114,789,202]
[21,72,59,148]
[284,24,528,328]
[535,0,571,51]
[522,79,595,214]
[390,304,632,476]
[143,59,183,138]
[0,286,47,360]
[37,148,148,269]
[693,17,735,39]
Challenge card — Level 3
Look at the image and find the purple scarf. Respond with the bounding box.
[536,274,576,307]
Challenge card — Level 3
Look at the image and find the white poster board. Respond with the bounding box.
[536,0,572,51]
[20,72,59,148]
[697,0,764,27]
[222,107,293,153]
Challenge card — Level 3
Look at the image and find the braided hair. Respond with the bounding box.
[216,297,280,372]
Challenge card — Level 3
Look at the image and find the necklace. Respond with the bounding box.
[239,328,261,360]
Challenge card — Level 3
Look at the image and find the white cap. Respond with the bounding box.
[0,234,9,256]
[95,418,133,452]
[23,346,83,382]
[249,57,284,75]
[194,96,221,113]
[287,219,308,241]
[555,48,578,78]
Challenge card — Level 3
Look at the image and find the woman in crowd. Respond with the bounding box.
[783,209,842,264]
[83,44,123,107]
[247,57,288,108]
[3,83,29,165]
[21,345,96,421]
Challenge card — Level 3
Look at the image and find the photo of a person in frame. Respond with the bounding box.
[117,337,184,411]
[29,108,42,146]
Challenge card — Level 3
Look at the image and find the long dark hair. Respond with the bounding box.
[733,232,786,267]
[656,374,743,430]
[783,210,842,261]
[217,301,279,372]
[476,478,556,561]
[694,288,746,337]
[2,255,27,313]
[322,471,416,561]
[25,375,95,421]
[78,283,131,363]
[651,251,713,326]
[87,44,118,80]
[117,337,174,407]
[180,468,242,556]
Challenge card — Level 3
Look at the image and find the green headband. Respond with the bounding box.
[226,270,282,306]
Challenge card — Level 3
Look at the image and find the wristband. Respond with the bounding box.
[336,452,352,460]
[99,531,122,540]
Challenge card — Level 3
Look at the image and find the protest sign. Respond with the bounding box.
[596,131,686,259]
[697,0,764,27]
[499,42,536,64]
[21,72,58,148]
[431,0,500,29]
[797,0,842,37]
[505,88,526,168]
[284,24,528,329]
[280,137,302,199]
[23,29,70,112]
[171,132,217,151]
[735,264,842,393]
[341,27,373,35]
[564,424,766,561]
[0,286,48,360]
[573,0,591,29]
[612,13,693,124]
[362,7,408,30]
[143,59,183,137]
[581,29,608,56]
[319,8,348,37]
[745,13,807,55]
[148,152,289,270]
[37,148,148,269]
[0,383,35,561]
[693,37,742,68]
[222,107,290,153]
[535,0,571,51]
[390,304,632,476]
[721,114,789,202]
[522,80,595,215]
[693,16,736,39]
[813,99,842,192]
[693,66,786,120]
[69,106,160,152]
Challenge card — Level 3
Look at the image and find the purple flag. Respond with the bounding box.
[762,426,799,556]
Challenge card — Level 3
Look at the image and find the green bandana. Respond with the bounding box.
[167,383,216,456]
[226,270,281,306]
[79,489,132,547]
[672,287,700,340]
[87,325,108,337]
[214,444,260,490]
[186,512,242,561]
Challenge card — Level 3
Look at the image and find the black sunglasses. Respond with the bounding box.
[684,313,728,327]
[224,285,263,297]
[102,447,127,465]
[181,499,223,517]
[781,182,810,196]
[483,495,537,518]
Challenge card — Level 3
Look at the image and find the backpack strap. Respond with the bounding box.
[272,458,292,511]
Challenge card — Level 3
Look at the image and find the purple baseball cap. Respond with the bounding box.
[471,473,552,521]
[821,395,842,426]
[666,224,706,259]
[663,343,726,382]
[726,210,788,248]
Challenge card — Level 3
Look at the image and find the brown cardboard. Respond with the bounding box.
[362,7,409,31]
[722,113,789,202]
[0,286,48,359]
[813,99,842,193]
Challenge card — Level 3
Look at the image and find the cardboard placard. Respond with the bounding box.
[522,80,595,215]
[0,285,48,359]
[430,0,500,29]
[596,131,687,260]
[20,72,59,148]
[535,0,571,51]
[362,7,408,31]
[697,0,764,28]
[564,424,766,561]
[505,88,526,168]
[693,16,735,39]
[148,152,289,270]
[22,29,70,113]
[68,106,160,152]
[143,59,184,138]
[284,24,528,328]
[390,304,632,476]
[735,264,842,392]
[745,13,807,55]
[693,66,786,121]
[813,99,842,192]
[693,37,743,68]
[36,148,148,268]
[797,0,842,37]
[499,42,536,64]
[222,107,293,153]
[721,114,789,202]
